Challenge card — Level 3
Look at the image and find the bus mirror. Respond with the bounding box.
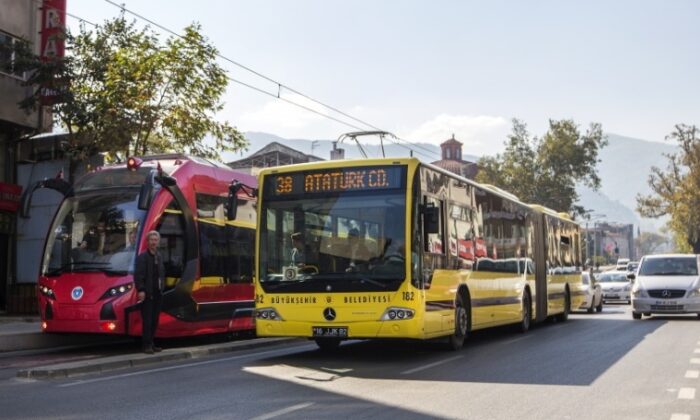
[422,204,439,234]
[138,183,155,210]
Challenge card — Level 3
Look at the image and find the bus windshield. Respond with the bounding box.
[259,191,407,293]
[42,190,147,276]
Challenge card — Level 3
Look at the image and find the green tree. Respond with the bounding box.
[16,14,246,162]
[636,124,700,253]
[634,231,668,256]
[476,119,607,217]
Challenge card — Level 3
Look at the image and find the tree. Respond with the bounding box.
[16,14,246,162]
[636,124,700,253]
[634,231,668,256]
[476,119,607,217]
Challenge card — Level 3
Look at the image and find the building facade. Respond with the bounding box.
[227,141,323,175]
[0,0,44,311]
[430,135,478,179]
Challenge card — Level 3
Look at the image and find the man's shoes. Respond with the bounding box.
[143,347,155,355]
[152,346,163,352]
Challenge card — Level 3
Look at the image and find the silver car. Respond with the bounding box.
[630,254,700,319]
[598,271,632,303]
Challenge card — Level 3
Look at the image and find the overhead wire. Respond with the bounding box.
[76,1,445,161]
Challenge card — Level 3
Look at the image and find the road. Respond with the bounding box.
[1,305,698,420]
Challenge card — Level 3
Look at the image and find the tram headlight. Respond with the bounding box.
[100,283,134,300]
[256,308,284,321]
[39,285,55,300]
[381,307,415,321]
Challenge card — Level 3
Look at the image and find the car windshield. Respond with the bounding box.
[597,272,628,282]
[639,257,698,276]
[259,190,407,293]
[42,190,146,276]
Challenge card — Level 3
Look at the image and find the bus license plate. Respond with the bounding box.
[312,327,348,338]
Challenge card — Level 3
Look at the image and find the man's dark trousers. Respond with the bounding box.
[141,293,162,350]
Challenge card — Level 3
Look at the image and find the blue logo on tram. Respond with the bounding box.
[71,286,84,301]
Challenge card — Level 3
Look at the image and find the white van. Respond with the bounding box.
[630,254,700,319]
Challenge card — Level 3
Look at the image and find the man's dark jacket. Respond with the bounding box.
[134,251,166,296]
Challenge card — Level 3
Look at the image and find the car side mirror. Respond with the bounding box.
[627,273,635,281]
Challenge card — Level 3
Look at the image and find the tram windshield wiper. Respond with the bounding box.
[45,261,113,276]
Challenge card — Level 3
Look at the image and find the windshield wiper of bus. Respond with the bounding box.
[45,261,125,276]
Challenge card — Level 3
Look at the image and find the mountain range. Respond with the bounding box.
[225,131,677,233]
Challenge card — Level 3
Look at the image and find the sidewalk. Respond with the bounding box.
[0,315,121,353]
[17,337,301,379]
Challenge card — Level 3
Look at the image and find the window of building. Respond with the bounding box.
[0,31,27,80]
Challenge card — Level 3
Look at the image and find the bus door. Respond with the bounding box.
[533,213,548,322]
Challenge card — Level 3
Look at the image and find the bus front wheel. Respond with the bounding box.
[447,293,469,351]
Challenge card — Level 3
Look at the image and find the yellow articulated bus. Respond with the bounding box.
[254,157,584,350]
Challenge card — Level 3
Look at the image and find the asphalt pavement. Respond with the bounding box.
[1,304,699,420]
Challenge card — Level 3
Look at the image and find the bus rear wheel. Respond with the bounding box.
[555,289,570,323]
[314,338,341,352]
[447,293,469,351]
[518,290,532,333]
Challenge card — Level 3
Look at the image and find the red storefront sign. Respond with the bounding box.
[40,0,67,103]
[0,182,22,213]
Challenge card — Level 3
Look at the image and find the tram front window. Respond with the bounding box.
[42,191,147,276]
[259,192,407,293]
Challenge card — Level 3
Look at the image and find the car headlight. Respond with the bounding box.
[688,287,700,298]
[624,284,631,291]
[632,286,648,298]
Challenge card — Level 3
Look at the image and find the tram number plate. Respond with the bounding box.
[312,327,348,338]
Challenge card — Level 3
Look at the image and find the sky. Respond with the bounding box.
[64,0,699,158]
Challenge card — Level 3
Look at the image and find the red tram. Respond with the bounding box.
[22,154,257,337]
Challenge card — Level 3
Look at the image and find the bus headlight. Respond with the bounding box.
[381,307,415,321]
[256,308,284,321]
[100,283,133,300]
[39,286,55,300]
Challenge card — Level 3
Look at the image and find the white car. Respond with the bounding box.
[578,271,603,313]
[598,270,631,303]
[631,254,700,319]
[616,258,630,271]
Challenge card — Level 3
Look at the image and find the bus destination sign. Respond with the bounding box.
[268,166,405,196]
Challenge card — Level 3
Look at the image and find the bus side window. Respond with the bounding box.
[225,225,255,283]
[199,221,225,282]
[157,207,186,287]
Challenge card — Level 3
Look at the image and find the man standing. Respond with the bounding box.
[134,230,165,354]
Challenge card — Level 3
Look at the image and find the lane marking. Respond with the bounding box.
[678,388,696,400]
[686,370,700,379]
[401,355,463,375]
[501,335,535,345]
[249,402,314,420]
[58,343,315,388]
[691,358,700,365]
[670,414,691,420]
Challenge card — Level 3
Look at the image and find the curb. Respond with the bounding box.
[17,337,301,379]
